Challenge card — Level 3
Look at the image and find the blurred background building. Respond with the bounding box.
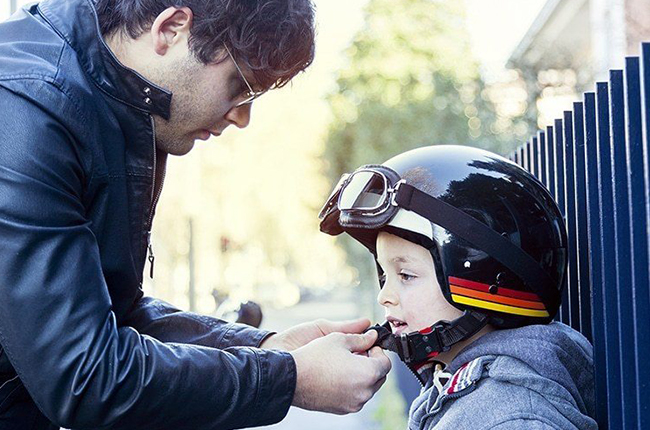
[507,0,650,129]
[3,0,648,428]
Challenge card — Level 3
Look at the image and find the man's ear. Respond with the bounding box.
[150,7,193,56]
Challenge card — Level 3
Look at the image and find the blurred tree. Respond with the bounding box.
[325,0,506,180]
[323,0,509,317]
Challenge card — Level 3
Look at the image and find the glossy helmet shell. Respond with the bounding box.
[345,145,567,328]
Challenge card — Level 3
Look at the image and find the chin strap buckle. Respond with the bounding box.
[365,311,489,365]
[399,333,412,363]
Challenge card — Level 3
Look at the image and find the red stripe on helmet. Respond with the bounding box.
[448,276,542,302]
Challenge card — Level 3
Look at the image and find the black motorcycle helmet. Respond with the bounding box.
[320,145,567,334]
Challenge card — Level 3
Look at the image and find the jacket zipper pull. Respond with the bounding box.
[147,232,155,279]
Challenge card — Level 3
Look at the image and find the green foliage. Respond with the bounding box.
[325,0,503,181]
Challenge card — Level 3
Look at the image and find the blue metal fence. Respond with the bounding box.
[509,43,650,430]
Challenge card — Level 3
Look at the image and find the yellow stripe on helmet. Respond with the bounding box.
[451,294,550,318]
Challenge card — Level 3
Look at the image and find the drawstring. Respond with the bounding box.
[433,363,452,393]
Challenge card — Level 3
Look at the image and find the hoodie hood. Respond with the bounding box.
[450,322,595,418]
[408,322,596,430]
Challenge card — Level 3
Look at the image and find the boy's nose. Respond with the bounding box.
[377,281,398,307]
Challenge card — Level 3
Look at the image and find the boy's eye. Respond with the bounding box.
[399,272,416,282]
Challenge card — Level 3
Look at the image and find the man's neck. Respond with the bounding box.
[104,32,152,78]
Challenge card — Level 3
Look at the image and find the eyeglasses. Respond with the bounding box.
[223,43,267,108]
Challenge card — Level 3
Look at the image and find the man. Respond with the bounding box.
[0,0,391,429]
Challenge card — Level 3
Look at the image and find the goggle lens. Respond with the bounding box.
[339,171,387,211]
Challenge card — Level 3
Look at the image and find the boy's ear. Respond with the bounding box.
[150,7,193,56]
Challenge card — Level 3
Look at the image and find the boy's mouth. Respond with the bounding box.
[387,316,408,334]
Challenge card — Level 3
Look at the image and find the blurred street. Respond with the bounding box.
[258,402,380,430]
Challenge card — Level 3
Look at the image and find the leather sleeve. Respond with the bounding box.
[124,296,274,349]
[0,84,296,429]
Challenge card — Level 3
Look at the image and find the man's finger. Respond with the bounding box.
[320,318,371,336]
[371,375,387,393]
[343,330,377,352]
[368,346,392,376]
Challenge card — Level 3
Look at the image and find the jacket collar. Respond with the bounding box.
[38,0,172,120]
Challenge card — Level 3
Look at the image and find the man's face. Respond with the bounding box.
[149,47,255,156]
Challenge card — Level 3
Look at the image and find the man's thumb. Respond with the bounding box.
[322,318,371,335]
[345,330,377,352]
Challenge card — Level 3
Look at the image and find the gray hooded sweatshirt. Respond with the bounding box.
[408,322,597,430]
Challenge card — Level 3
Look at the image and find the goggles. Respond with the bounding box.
[319,165,408,234]
[319,164,561,315]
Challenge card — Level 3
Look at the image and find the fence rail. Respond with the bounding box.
[509,43,650,430]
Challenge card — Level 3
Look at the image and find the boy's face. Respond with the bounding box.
[376,232,463,336]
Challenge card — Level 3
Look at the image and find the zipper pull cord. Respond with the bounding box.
[433,363,452,393]
[147,232,155,278]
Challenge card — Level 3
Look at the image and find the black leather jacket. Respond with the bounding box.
[0,0,296,428]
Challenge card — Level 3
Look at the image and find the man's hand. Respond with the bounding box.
[259,318,391,413]
[290,330,392,414]
[260,318,372,351]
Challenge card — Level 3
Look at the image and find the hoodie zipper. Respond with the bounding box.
[146,115,166,278]
[407,363,426,387]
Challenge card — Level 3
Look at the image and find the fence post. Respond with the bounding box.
[562,110,581,332]
[623,55,650,429]
[595,80,622,429]
[538,130,547,186]
[609,68,637,429]
[639,42,650,430]
[545,126,555,198]
[583,91,608,428]
[572,102,592,339]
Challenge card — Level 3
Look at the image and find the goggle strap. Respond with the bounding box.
[395,183,561,316]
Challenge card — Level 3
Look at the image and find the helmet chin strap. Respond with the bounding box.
[366,310,489,366]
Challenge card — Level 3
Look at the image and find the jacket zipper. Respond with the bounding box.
[146,115,166,278]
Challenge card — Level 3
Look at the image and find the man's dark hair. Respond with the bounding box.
[95,0,316,90]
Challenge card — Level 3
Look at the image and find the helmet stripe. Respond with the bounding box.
[451,294,550,318]
[448,276,542,302]
[449,285,547,310]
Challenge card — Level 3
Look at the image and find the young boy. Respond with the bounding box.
[319,145,596,429]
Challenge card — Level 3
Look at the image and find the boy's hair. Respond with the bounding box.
[95,0,316,90]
